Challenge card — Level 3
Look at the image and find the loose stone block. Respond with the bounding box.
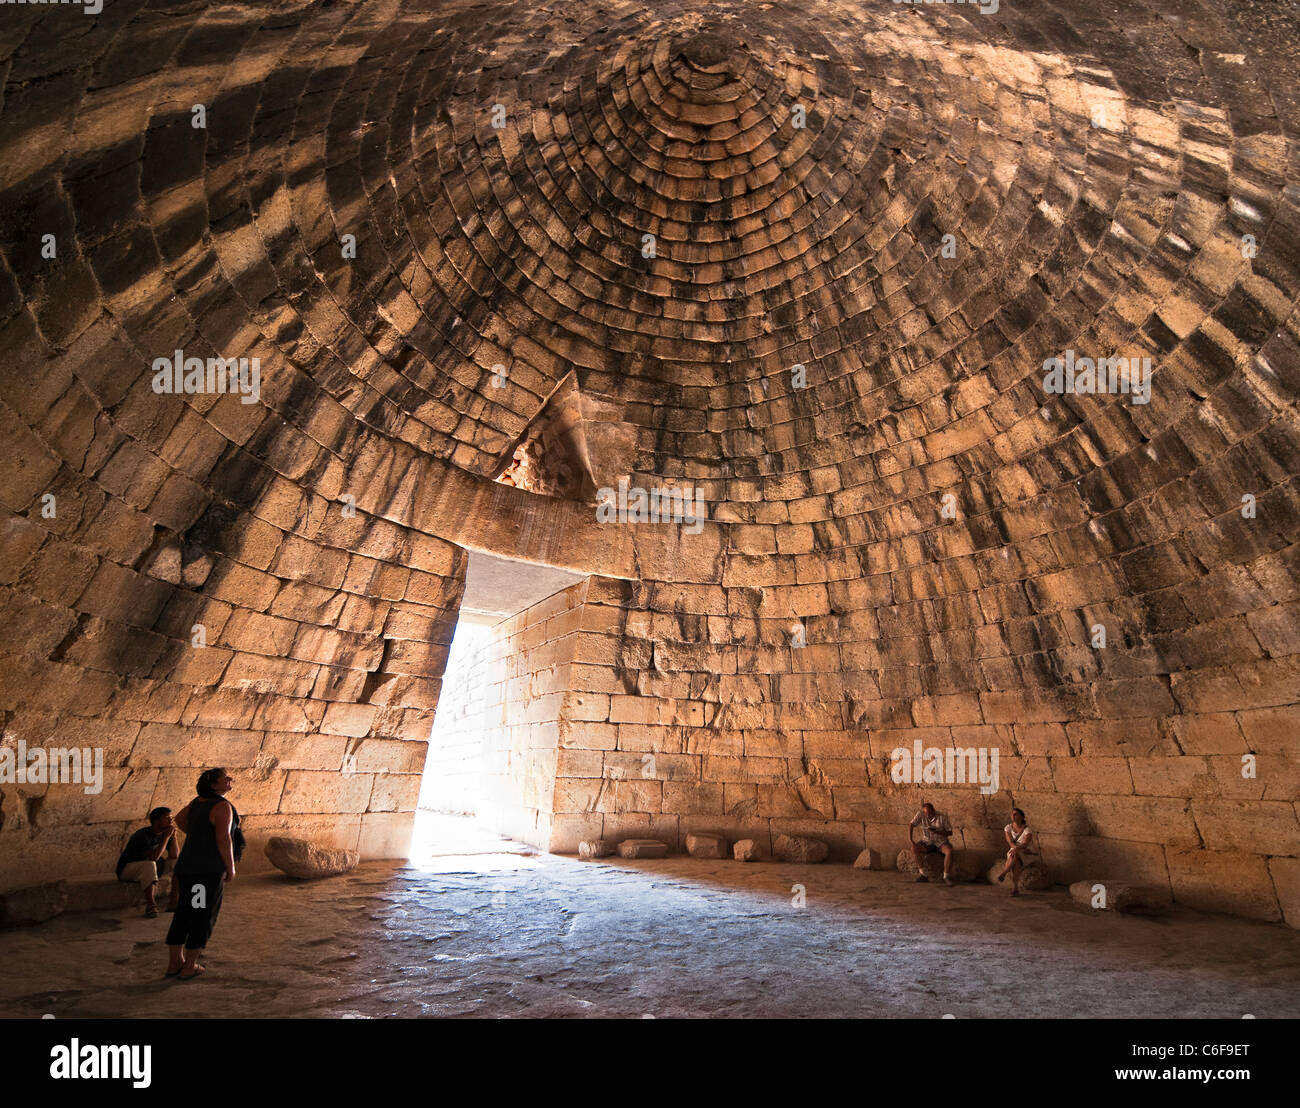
[0,882,68,926]
[617,839,669,859]
[1068,879,1172,915]
[733,839,763,862]
[986,860,1054,891]
[897,849,981,883]
[264,836,360,880]
[578,839,612,860]
[852,848,881,870]
[685,831,728,858]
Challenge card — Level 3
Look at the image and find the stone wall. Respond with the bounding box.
[1,0,1299,934]
[0,458,465,885]
[552,564,1300,926]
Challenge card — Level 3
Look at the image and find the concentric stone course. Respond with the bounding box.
[0,0,1298,925]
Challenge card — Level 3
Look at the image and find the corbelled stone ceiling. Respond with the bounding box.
[1,0,1299,925]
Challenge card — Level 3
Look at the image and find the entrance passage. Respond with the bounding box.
[416,551,586,851]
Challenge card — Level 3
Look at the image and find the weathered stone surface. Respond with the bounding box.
[1166,848,1281,923]
[773,834,828,864]
[897,849,980,883]
[0,882,68,926]
[618,839,669,859]
[852,848,881,870]
[0,0,1298,935]
[67,878,151,912]
[264,837,360,880]
[1069,880,1172,915]
[986,860,1054,891]
[733,839,762,862]
[685,832,728,859]
[578,839,611,860]
[898,848,941,878]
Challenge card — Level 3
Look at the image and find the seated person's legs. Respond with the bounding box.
[119,859,159,890]
[119,860,162,912]
[911,841,937,881]
[1007,849,1024,894]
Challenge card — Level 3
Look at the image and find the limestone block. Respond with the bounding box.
[773,833,828,863]
[578,839,611,860]
[129,723,262,769]
[0,882,67,926]
[319,702,378,738]
[367,772,422,813]
[685,831,728,858]
[1190,799,1300,857]
[36,766,159,826]
[896,848,980,882]
[66,877,150,912]
[358,811,414,860]
[1165,849,1281,922]
[769,818,863,859]
[986,860,1054,891]
[265,836,359,879]
[1068,879,1172,915]
[852,848,881,870]
[0,823,132,889]
[553,778,601,814]
[259,733,350,771]
[733,839,763,862]
[1035,833,1170,888]
[279,770,374,814]
[618,839,669,859]
[1267,857,1300,929]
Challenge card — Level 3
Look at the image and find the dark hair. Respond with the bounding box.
[196,768,227,799]
[148,806,170,823]
[1012,807,1026,824]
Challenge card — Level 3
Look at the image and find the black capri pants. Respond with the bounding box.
[165,872,225,949]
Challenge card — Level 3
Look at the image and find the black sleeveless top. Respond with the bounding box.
[177,796,239,873]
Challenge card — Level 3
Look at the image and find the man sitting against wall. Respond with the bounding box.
[115,806,180,918]
[909,801,955,885]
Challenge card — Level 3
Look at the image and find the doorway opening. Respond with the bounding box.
[410,550,586,866]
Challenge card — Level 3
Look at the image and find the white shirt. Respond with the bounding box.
[1005,823,1036,853]
[911,810,952,845]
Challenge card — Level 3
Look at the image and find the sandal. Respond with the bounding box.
[177,965,206,981]
[144,907,158,919]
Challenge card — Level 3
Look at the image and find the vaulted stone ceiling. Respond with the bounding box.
[1,0,1299,923]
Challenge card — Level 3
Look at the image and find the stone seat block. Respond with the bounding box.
[897,847,981,883]
[617,839,669,859]
[985,859,1054,891]
[265,836,360,879]
[685,831,728,858]
[1069,879,1172,915]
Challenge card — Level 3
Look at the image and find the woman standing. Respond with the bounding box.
[164,768,240,980]
[996,807,1037,897]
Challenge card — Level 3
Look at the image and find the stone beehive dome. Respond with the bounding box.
[0,0,1298,926]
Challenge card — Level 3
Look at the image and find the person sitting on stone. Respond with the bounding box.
[909,802,955,885]
[995,807,1038,897]
[115,806,180,918]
